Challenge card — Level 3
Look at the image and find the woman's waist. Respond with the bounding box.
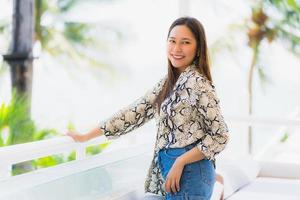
[159,141,198,155]
[156,135,201,150]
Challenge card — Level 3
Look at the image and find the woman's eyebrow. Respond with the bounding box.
[168,36,192,41]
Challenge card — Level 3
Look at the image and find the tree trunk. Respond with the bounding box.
[2,0,35,175]
[247,44,259,154]
[3,0,35,116]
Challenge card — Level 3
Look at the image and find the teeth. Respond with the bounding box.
[173,55,184,59]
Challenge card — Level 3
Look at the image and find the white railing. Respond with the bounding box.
[0,115,300,181]
[226,116,300,127]
[227,108,300,159]
[0,144,151,199]
[0,135,107,180]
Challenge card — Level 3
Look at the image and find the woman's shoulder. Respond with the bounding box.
[187,69,215,91]
[187,70,220,102]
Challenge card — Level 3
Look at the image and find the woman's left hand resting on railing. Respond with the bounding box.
[66,127,104,142]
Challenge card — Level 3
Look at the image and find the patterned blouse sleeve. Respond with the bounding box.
[99,76,166,138]
[194,77,229,160]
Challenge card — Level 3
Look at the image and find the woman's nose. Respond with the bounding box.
[173,43,182,52]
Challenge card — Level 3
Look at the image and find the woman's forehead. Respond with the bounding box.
[169,25,195,39]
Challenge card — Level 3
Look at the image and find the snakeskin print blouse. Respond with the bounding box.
[99,64,229,195]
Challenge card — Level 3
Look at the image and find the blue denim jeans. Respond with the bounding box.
[157,144,215,200]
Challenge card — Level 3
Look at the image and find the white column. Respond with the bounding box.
[0,163,11,180]
[76,144,86,161]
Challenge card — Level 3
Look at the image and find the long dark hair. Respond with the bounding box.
[155,16,213,113]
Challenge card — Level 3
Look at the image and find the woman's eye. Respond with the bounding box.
[182,41,190,44]
[168,39,175,43]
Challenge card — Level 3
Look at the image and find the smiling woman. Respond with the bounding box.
[67,16,229,200]
[167,25,197,72]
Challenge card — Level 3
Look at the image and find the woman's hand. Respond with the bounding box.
[165,158,185,194]
[66,131,88,142]
[66,127,103,143]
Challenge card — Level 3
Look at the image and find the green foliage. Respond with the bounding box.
[0,92,60,175]
[266,0,300,13]
[280,132,289,142]
[0,22,7,33]
[33,154,65,169]
[12,161,36,176]
[63,22,93,44]
[212,0,300,84]
[263,0,300,55]
[57,0,78,12]
[33,0,122,70]
[86,141,111,155]
[67,121,76,132]
[0,129,3,146]
[68,150,76,161]
[33,128,59,141]
[0,91,110,175]
[0,90,33,145]
[0,90,59,146]
[1,0,122,71]
[12,140,111,176]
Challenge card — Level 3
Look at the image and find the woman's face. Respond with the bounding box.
[167,25,197,72]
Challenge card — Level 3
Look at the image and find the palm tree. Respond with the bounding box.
[0,0,122,113]
[33,0,122,69]
[246,0,300,153]
[211,0,300,154]
[0,0,120,174]
[0,0,121,142]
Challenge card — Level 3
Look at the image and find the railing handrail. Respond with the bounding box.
[0,135,107,180]
[226,116,300,127]
[1,116,300,180]
[0,144,151,198]
[0,136,107,164]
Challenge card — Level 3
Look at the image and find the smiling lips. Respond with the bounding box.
[171,54,185,60]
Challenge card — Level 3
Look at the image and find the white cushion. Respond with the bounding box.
[216,155,260,199]
[227,177,300,200]
[258,161,300,179]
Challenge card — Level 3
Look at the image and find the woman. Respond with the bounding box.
[67,16,229,200]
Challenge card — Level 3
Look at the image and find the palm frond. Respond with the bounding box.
[264,0,300,28]
[57,0,79,12]
[33,129,59,141]
[265,0,300,11]
[209,22,247,67]
[63,22,93,44]
[44,24,113,70]
[257,64,271,93]
[4,90,35,145]
[0,102,9,128]
[0,135,3,147]
[274,25,300,56]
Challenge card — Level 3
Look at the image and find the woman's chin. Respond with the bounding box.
[171,62,184,68]
[171,63,188,71]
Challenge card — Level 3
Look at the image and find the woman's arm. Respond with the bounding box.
[194,77,229,160]
[67,127,103,142]
[99,76,166,138]
[177,146,206,165]
[164,147,205,194]
[67,76,166,142]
